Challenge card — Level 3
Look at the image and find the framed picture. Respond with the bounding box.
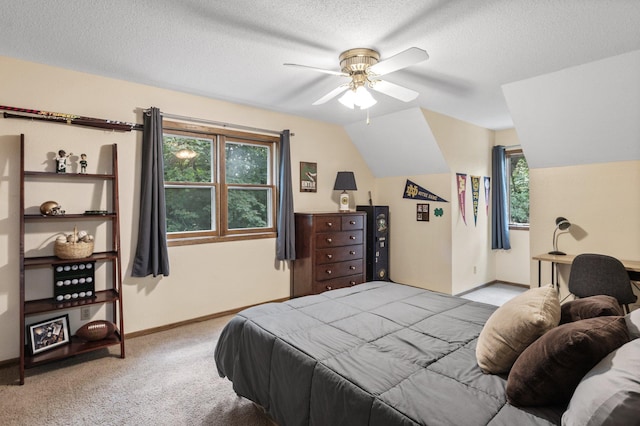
[300,162,317,192]
[28,314,70,355]
[416,203,430,222]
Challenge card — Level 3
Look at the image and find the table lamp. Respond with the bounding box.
[333,171,357,212]
[548,216,571,255]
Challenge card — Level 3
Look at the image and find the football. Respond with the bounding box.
[75,320,116,341]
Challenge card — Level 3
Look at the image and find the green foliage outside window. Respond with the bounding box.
[163,135,214,233]
[163,134,273,235]
[509,155,529,225]
[225,142,270,229]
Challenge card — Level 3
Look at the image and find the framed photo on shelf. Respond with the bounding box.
[416,203,430,222]
[300,162,317,192]
[28,314,70,355]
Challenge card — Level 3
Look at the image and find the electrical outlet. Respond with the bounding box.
[80,307,90,321]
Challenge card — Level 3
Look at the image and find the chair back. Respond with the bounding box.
[568,253,637,307]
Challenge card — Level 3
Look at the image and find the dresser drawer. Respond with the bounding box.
[315,230,363,248]
[312,275,364,294]
[315,260,363,281]
[342,215,364,231]
[315,216,342,232]
[292,211,366,298]
[315,245,364,264]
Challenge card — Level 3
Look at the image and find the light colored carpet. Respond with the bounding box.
[460,283,528,306]
[0,315,271,426]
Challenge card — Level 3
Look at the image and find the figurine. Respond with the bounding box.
[79,153,88,174]
[55,149,72,173]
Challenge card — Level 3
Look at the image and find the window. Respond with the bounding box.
[507,149,529,228]
[162,121,278,245]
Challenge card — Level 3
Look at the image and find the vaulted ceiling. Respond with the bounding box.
[2,1,640,173]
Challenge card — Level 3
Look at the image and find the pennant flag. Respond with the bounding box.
[471,176,480,226]
[456,173,467,225]
[483,176,491,216]
[403,179,448,202]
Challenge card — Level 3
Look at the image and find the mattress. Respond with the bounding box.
[214,281,564,425]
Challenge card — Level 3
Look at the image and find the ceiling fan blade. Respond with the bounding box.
[284,63,349,77]
[371,80,420,102]
[369,47,429,76]
[312,85,350,105]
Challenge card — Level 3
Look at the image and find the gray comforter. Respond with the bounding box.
[214,281,564,425]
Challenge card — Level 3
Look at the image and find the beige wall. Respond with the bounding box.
[529,160,640,306]
[375,174,452,294]
[425,110,495,295]
[375,110,496,295]
[0,56,374,361]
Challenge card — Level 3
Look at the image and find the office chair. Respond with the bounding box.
[567,253,638,314]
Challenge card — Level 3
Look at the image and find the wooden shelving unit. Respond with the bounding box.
[18,134,125,384]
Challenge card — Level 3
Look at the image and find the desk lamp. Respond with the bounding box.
[333,171,357,212]
[548,216,571,255]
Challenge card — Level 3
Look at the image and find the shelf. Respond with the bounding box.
[23,251,118,268]
[24,332,122,368]
[24,213,116,220]
[19,137,124,384]
[24,171,115,180]
[24,289,120,316]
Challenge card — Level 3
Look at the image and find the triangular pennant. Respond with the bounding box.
[403,179,448,202]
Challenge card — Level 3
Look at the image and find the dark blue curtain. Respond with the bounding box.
[491,145,511,249]
[276,130,295,260]
[132,107,170,277]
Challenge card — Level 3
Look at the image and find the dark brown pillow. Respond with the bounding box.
[560,295,624,324]
[506,316,630,407]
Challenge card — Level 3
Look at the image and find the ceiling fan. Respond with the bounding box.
[284,47,429,109]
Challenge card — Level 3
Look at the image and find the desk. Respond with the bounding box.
[533,253,640,287]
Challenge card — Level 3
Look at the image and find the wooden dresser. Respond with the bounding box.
[292,212,366,297]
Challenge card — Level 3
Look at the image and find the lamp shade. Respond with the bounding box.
[549,216,572,255]
[333,171,357,191]
[556,217,571,231]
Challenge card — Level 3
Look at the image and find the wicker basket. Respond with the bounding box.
[54,227,94,259]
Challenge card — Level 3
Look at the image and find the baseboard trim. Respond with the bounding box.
[124,296,290,339]
[0,296,290,366]
[455,280,529,297]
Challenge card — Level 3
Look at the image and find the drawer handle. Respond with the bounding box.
[326,286,333,291]
[326,222,333,227]
[326,238,333,243]
[349,220,356,225]
[349,235,356,240]
[349,266,356,270]
[326,254,333,259]
[349,250,356,255]
[326,269,332,275]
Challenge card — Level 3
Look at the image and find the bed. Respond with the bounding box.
[214,281,636,425]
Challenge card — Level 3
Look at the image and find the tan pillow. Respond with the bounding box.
[476,284,560,374]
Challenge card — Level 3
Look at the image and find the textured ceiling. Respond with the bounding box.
[2,1,640,130]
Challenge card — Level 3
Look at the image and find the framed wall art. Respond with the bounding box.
[28,314,70,355]
[416,203,430,222]
[300,162,317,192]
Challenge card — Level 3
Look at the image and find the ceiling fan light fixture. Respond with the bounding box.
[338,89,356,109]
[338,86,377,110]
[354,86,377,109]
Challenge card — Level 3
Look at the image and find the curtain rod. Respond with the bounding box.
[148,110,293,137]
